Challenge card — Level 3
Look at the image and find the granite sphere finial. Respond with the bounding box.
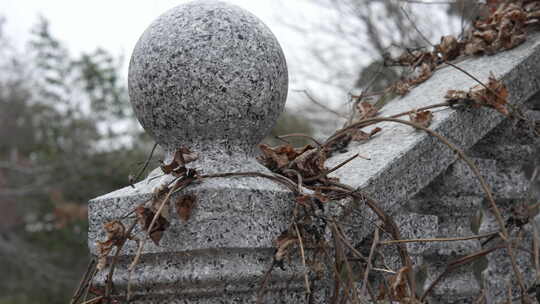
[128,0,288,159]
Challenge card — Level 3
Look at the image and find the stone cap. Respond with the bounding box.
[128,0,288,165]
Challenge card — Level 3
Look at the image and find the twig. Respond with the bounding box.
[380,231,499,245]
[126,177,193,301]
[104,220,138,302]
[330,222,361,304]
[282,169,304,194]
[327,181,418,300]
[70,259,97,304]
[79,297,104,304]
[360,227,380,298]
[199,171,299,194]
[332,116,528,298]
[421,244,505,301]
[294,89,346,118]
[130,143,158,188]
[277,133,323,147]
[400,6,435,48]
[304,153,362,183]
[293,222,311,296]
[82,267,98,303]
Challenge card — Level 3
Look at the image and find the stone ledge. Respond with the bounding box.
[327,33,540,207]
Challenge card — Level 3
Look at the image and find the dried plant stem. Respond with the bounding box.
[199,171,299,193]
[349,116,528,299]
[256,261,276,304]
[389,102,453,119]
[421,244,505,301]
[304,153,362,183]
[80,296,104,304]
[104,220,138,302]
[82,267,98,303]
[278,133,323,147]
[330,222,361,304]
[380,231,499,245]
[293,222,311,296]
[328,182,417,300]
[70,259,97,304]
[126,180,182,301]
[294,89,347,118]
[360,227,380,298]
[131,142,158,187]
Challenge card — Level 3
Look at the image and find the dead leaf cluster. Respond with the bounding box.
[385,0,540,98]
[445,74,509,116]
[160,147,198,176]
[258,144,329,182]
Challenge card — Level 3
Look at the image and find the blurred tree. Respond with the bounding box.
[281,0,476,122]
[0,17,149,304]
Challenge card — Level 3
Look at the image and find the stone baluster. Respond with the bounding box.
[87,1,311,302]
[472,106,540,303]
[401,104,540,303]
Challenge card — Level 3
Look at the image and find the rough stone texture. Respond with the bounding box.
[87,1,321,303]
[324,34,540,302]
[128,0,288,167]
[327,33,540,206]
[88,1,540,301]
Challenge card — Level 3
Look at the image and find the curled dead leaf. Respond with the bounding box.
[445,74,509,116]
[350,127,382,142]
[438,35,461,61]
[161,147,198,176]
[96,220,126,270]
[378,266,411,301]
[409,110,433,129]
[258,144,314,171]
[135,206,169,246]
[357,101,378,119]
[288,147,327,180]
[175,194,196,222]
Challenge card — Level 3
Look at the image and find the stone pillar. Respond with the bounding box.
[87,1,308,302]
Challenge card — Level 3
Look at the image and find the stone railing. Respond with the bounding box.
[87,0,540,303]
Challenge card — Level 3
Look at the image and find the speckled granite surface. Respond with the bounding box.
[128,0,288,164]
[87,1,320,302]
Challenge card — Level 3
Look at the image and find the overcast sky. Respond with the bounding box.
[1,0,343,109]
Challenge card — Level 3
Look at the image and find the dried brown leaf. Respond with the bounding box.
[135,206,169,246]
[438,35,460,61]
[160,147,198,176]
[445,75,508,116]
[258,144,313,170]
[289,148,327,179]
[409,110,433,129]
[175,194,196,222]
[350,127,382,142]
[96,240,114,271]
[357,101,378,119]
[393,81,411,96]
[96,220,126,270]
[103,220,126,245]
